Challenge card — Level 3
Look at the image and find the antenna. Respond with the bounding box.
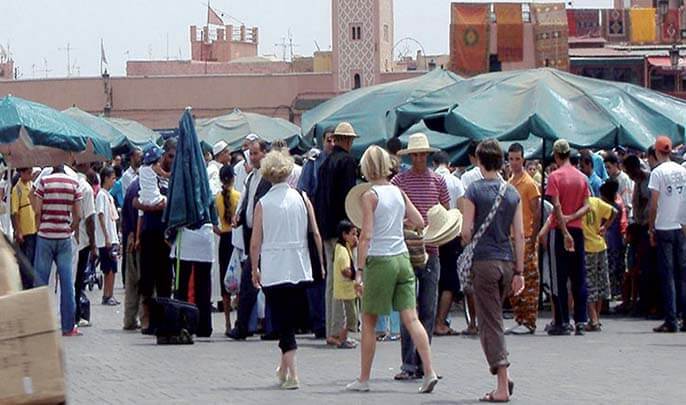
[288,29,298,60]
[57,42,76,77]
[275,37,288,61]
[38,58,51,78]
[314,40,321,52]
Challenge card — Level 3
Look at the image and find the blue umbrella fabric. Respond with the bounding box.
[163,108,215,233]
[0,95,111,167]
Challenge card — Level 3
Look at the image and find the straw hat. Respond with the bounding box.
[398,133,438,155]
[334,122,358,138]
[345,182,373,228]
[423,204,463,246]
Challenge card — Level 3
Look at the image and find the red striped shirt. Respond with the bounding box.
[392,168,450,254]
[36,173,82,239]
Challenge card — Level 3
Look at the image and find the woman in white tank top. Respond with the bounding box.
[346,145,439,394]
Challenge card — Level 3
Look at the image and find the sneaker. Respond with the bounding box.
[575,323,586,336]
[104,297,120,306]
[280,377,300,390]
[418,372,439,394]
[653,322,677,333]
[62,327,83,337]
[78,319,91,328]
[345,379,370,392]
[505,324,535,335]
[226,328,248,340]
[547,325,571,336]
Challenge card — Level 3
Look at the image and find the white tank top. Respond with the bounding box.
[259,183,313,287]
[368,185,408,256]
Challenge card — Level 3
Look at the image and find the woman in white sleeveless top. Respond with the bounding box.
[250,150,324,390]
[346,145,439,394]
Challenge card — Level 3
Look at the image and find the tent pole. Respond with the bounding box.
[539,137,547,310]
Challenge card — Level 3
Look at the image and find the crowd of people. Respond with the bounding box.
[2,119,686,400]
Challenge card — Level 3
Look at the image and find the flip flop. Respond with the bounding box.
[509,380,514,396]
[479,391,509,403]
[434,328,460,336]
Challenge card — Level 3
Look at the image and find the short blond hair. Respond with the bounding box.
[361,145,392,181]
[260,150,294,184]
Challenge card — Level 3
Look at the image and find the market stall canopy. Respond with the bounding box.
[301,69,463,157]
[394,68,686,151]
[195,109,301,153]
[63,107,157,155]
[0,95,111,167]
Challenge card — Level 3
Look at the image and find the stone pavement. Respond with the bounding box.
[62,287,684,404]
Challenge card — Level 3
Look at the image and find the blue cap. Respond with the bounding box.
[143,145,163,165]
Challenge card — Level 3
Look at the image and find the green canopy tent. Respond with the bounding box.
[63,107,158,155]
[0,95,111,167]
[393,68,686,152]
[195,108,301,153]
[301,69,463,157]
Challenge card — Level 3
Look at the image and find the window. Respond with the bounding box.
[353,73,362,89]
[351,24,362,41]
[383,24,389,42]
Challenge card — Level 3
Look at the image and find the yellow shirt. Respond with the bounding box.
[10,180,37,236]
[510,172,540,238]
[333,243,356,300]
[215,188,240,233]
[582,197,614,253]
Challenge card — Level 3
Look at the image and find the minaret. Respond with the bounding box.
[331,0,394,92]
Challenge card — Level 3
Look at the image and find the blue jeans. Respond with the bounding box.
[376,311,400,335]
[34,237,75,333]
[656,230,686,327]
[306,279,326,336]
[400,253,440,375]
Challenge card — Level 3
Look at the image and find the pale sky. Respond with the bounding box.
[1,0,611,78]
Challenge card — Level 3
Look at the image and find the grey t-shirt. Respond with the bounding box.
[465,178,521,262]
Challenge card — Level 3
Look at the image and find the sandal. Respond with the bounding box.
[337,339,357,349]
[434,328,460,336]
[479,391,509,403]
[394,370,419,381]
[461,327,478,337]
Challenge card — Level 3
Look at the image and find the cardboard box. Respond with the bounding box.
[0,287,66,404]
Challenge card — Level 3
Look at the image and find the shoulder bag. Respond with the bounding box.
[457,181,508,292]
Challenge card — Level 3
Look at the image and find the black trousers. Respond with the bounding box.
[139,229,173,300]
[235,258,259,336]
[264,283,305,354]
[218,233,233,297]
[175,260,213,337]
[550,227,588,325]
[74,247,90,321]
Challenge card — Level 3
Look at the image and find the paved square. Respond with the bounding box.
[62,287,684,404]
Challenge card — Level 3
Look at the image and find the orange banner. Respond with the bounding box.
[495,3,523,62]
[449,4,490,76]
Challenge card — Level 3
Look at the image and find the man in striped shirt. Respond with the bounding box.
[391,133,450,380]
[34,164,83,336]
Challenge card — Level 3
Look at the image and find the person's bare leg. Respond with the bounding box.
[484,366,510,401]
[222,294,231,333]
[399,309,434,378]
[284,350,298,381]
[104,272,114,299]
[595,300,603,324]
[587,301,598,325]
[466,293,477,332]
[434,291,453,334]
[359,313,378,382]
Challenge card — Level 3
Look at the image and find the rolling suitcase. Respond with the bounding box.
[149,297,199,345]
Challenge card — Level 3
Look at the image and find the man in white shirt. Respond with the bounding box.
[233,133,260,193]
[121,148,142,196]
[460,141,484,193]
[648,136,686,333]
[604,151,634,219]
[207,140,231,197]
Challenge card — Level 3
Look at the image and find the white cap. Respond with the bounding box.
[245,133,259,142]
[212,140,229,156]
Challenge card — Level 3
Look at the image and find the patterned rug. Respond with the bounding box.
[449,3,490,76]
[533,3,569,71]
[495,3,523,62]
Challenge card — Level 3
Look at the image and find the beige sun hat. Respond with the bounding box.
[345,182,373,228]
[334,122,358,138]
[423,204,463,246]
[398,133,438,156]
